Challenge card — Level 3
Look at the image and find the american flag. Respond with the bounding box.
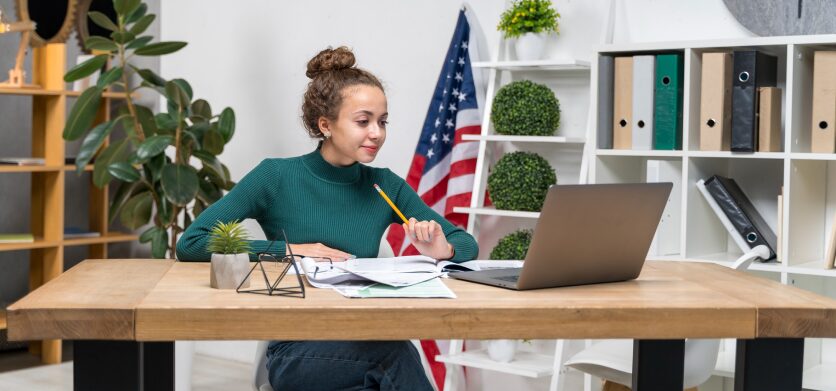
[385,8,482,390]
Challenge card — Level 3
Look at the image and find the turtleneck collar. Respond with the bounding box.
[300,143,362,184]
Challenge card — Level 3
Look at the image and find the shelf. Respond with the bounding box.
[688,151,787,160]
[0,87,131,99]
[462,135,585,143]
[471,59,590,71]
[596,149,684,157]
[803,363,836,391]
[453,207,540,219]
[435,349,554,378]
[790,152,836,161]
[0,164,94,173]
[0,237,60,252]
[785,261,836,278]
[63,232,139,247]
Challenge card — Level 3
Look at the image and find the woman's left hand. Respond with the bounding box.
[402,217,455,260]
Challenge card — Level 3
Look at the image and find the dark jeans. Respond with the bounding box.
[266,340,435,391]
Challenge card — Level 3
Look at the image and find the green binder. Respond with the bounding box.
[654,54,684,150]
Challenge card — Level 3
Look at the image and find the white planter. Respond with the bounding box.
[210,253,251,289]
[487,339,517,363]
[515,33,547,61]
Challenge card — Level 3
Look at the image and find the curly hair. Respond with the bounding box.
[301,46,385,138]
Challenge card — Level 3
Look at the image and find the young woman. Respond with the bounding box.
[176,46,479,390]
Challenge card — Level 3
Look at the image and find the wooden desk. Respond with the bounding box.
[8,259,836,391]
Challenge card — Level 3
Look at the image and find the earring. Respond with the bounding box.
[323,131,331,138]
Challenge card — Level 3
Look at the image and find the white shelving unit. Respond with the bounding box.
[588,34,836,391]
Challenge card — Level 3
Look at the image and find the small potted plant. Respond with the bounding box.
[490,229,534,260]
[487,151,557,212]
[497,0,561,61]
[207,220,251,289]
[491,80,560,136]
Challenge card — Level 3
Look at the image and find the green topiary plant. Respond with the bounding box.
[497,0,560,39]
[487,151,556,211]
[62,0,237,259]
[491,80,560,136]
[490,229,533,260]
[206,220,251,255]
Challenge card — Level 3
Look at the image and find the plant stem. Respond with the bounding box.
[116,27,145,143]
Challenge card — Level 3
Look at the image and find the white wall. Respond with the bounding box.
[160,0,753,389]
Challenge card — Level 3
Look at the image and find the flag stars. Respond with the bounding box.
[430,133,438,143]
[458,92,467,102]
[442,88,448,95]
[438,103,444,112]
[455,72,463,82]
[445,119,454,128]
[434,118,441,128]
[426,149,435,158]
[452,88,460,97]
[442,133,451,143]
[446,73,451,79]
[458,57,465,66]
[448,103,457,112]
[462,41,468,49]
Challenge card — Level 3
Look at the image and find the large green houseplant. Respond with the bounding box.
[62,0,236,258]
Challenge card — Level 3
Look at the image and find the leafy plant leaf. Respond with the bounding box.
[109,181,138,223]
[119,191,153,230]
[135,135,173,162]
[63,87,103,140]
[110,31,136,44]
[84,36,118,52]
[192,150,224,180]
[171,79,193,101]
[191,99,212,120]
[154,113,178,131]
[126,35,153,50]
[165,81,189,108]
[134,104,158,137]
[76,118,119,173]
[64,55,107,82]
[114,0,141,16]
[139,225,158,243]
[97,66,123,88]
[88,11,118,32]
[132,66,166,87]
[218,107,235,143]
[125,3,147,24]
[151,228,168,258]
[134,41,187,56]
[161,164,199,206]
[129,14,155,36]
[108,162,141,182]
[144,153,166,183]
[93,139,129,187]
[203,130,224,155]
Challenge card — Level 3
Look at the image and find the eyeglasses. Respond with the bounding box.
[236,229,306,298]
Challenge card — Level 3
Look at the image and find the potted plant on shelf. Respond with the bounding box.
[62,0,237,259]
[497,0,560,61]
[207,220,251,289]
[490,229,533,260]
[491,80,560,136]
[487,151,557,212]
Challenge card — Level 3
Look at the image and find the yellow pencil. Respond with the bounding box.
[374,183,409,224]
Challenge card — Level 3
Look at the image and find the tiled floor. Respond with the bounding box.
[0,354,252,391]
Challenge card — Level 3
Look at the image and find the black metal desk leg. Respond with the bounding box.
[734,338,803,391]
[74,341,174,391]
[632,339,685,391]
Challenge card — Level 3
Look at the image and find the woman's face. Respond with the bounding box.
[319,85,388,166]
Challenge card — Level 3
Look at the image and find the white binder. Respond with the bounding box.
[632,55,655,150]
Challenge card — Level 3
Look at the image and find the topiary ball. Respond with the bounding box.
[487,151,556,211]
[490,229,534,260]
[491,80,560,136]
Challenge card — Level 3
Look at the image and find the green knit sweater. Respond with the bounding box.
[176,148,479,262]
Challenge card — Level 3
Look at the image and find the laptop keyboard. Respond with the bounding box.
[494,275,520,282]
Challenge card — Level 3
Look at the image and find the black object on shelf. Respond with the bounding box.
[731,50,778,152]
[704,175,777,260]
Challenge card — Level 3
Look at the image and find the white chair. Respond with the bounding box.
[563,245,771,391]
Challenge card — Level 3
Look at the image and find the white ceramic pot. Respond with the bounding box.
[210,253,251,289]
[515,32,547,61]
[487,339,517,363]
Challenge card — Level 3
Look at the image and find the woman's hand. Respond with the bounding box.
[402,217,455,260]
[287,243,352,261]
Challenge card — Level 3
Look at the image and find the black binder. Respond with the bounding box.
[731,50,777,152]
[704,175,776,260]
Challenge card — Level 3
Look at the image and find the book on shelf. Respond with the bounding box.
[0,233,35,243]
[0,157,45,166]
[63,227,101,239]
[825,210,836,269]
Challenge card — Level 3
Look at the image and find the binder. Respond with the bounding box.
[647,160,681,256]
[703,175,777,260]
[758,87,782,152]
[731,50,777,152]
[613,56,633,149]
[699,52,733,151]
[632,55,655,150]
[597,55,615,149]
[696,179,750,255]
[811,51,836,153]
[654,54,683,150]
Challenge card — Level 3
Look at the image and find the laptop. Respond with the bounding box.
[450,183,672,290]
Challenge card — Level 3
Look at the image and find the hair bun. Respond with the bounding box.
[306,46,356,79]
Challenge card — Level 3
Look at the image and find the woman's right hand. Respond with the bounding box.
[287,243,352,261]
